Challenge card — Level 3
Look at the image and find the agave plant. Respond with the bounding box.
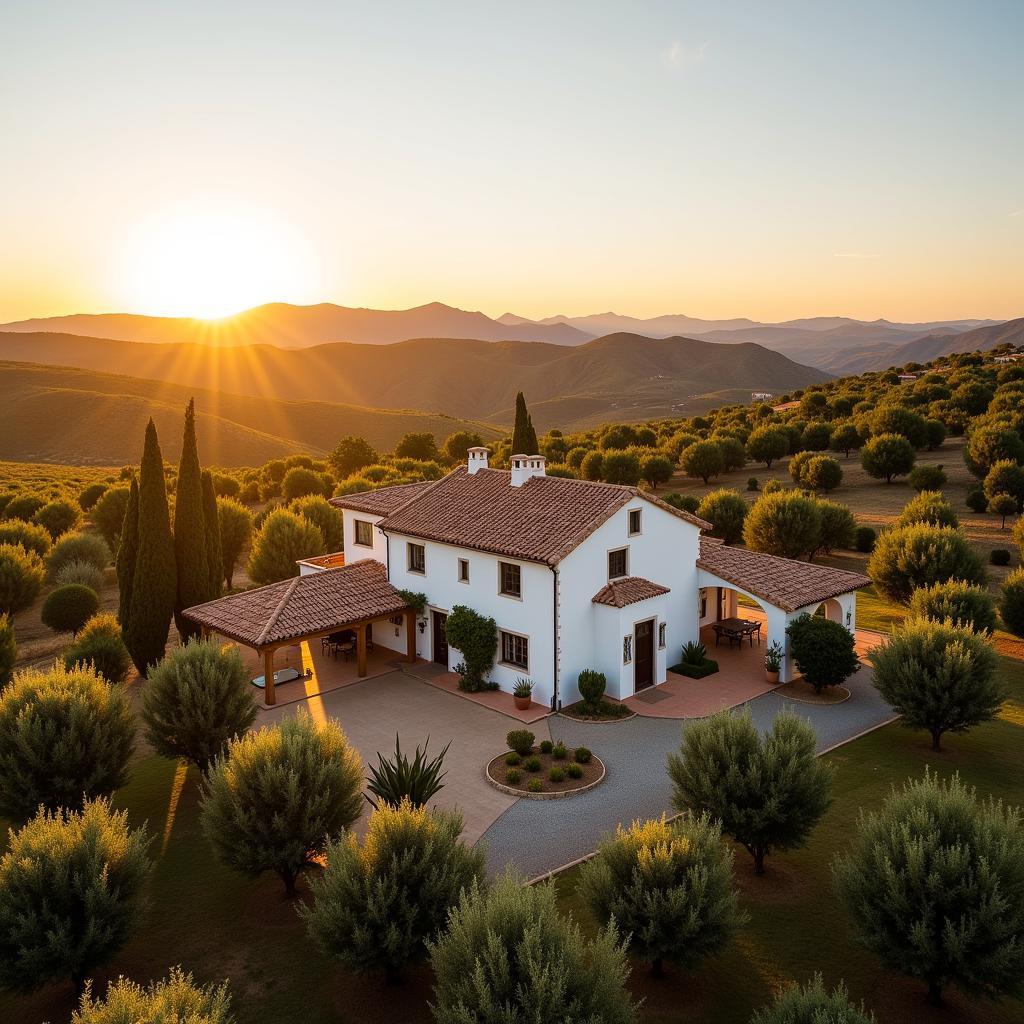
[681,640,707,666]
[365,735,450,809]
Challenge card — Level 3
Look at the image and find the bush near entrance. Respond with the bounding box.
[444,605,497,692]
[786,614,859,694]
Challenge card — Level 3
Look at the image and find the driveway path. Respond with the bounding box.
[480,663,895,879]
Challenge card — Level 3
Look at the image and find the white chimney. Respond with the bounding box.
[510,453,546,487]
[467,446,490,474]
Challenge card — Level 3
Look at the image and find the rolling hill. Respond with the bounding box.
[0,362,502,466]
[0,330,830,431]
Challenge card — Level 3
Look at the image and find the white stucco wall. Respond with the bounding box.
[337,507,388,565]
[558,499,702,705]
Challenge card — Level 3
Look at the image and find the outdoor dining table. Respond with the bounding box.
[711,617,762,648]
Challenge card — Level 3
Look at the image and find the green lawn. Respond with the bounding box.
[3,663,1023,1023]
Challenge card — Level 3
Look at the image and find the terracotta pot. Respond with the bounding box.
[514,695,532,710]
[765,670,780,684]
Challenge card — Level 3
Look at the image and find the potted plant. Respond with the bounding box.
[513,677,533,710]
[765,641,784,684]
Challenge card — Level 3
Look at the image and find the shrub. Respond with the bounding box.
[1001,567,1024,636]
[71,968,232,1023]
[247,508,324,584]
[142,640,258,771]
[549,766,565,783]
[217,496,253,589]
[505,751,521,766]
[290,494,343,551]
[0,519,52,557]
[201,710,363,896]
[696,489,748,544]
[786,614,859,693]
[907,463,947,491]
[811,499,856,559]
[0,543,45,614]
[2,493,45,521]
[445,604,498,691]
[328,435,378,479]
[788,449,815,485]
[539,739,553,754]
[743,490,822,560]
[574,746,592,764]
[578,668,606,707]
[833,770,1024,1005]
[867,523,986,604]
[302,800,485,981]
[669,709,832,874]
[896,489,959,529]
[681,440,724,483]
[762,478,783,494]
[90,486,131,550]
[523,755,541,772]
[803,455,843,492]
[0,614,14,688]
[579,814,743,976]
[281,466,326,502]
[869,404,928,447]
[527,777,543,792]
[860,433,916,483]
[77,482,108,512]
[0,663,134,823]
[55,558,105,591]
[46,531,111,580]
[41,583,100,634]
[365,736,449,809]
[751,974,874,1024]
[989,491,1018,529]
[964,424,1024,478]
[428,874,636,1023]
[747,477,759,491]
[908,579,998,634]
[854,525,876,552]
[869,617,1002,750]
[567,762,583,779]
[0,800,151,996]
[966,487,989,512]
[552,741,567,760]
[505,768,521,784]
[32,499,81,540]
[506,728,535,755]
[62,613,132,683]
[992,547,1012,565]
[580,449,604,481]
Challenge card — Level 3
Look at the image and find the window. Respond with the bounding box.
[622,634,632,664]
[658,622,666,648]
[499,561,522,598]
[458,558,470,583]
[628,508,642,535]
[500,631,529,669]
[407,543,425,574]
[354,519,373,547]
[608,547,628,580]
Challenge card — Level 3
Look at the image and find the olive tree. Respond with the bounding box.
[0,542,45,615]
[867,523,986,604]
[217,496,253,589]
[746,427,789,468]
[834,770,1024,1006]
[860,433,915,483]
[1002,567,1024,636]
[696,488,748,544]
[868,617,1002,751]
[247,508,324,584]
[668,709,832,874]
[751,974,874,1024]
[895,489,959,529]
[743,490,822,560]
[908,579,997,634]
[681,440,724,484]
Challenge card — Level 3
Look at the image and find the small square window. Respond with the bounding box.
[608,548,628,580]
[499,561,522,598]
[500,631,529,670]
[628,509,642,535]
[354,519,373,547]
[458,558,470,583]
[407,543,425,574]
[658,622,666,648]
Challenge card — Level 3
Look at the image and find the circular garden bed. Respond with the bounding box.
[774,679,851,705]
[486,737,605,799]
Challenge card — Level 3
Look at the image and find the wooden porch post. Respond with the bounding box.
[263,647,276,706]
[199,626,209,641]
[356,622,368,677]
[405,609,417,663]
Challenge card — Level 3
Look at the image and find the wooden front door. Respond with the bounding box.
[634,619,654,691]
[431,610,449,667]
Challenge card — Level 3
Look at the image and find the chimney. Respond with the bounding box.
[510,453,546,487]
[467,446,490,475]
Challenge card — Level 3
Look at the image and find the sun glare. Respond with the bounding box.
[117,199,316,320]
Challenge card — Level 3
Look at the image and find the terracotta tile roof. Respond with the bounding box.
[592,577,671,608]
[330,481,434,517]
[376,467,709,566]
[183,560,409,648]
[697,537,870,613]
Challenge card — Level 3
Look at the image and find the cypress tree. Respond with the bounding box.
[124,420,176,676]
[511,391,539,455]
[201,470,223,600]
[173,400,209,639]
[115,477,139,632]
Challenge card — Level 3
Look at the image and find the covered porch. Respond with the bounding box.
[184,560,416,706]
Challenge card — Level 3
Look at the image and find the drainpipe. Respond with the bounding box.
[550,565,560,711]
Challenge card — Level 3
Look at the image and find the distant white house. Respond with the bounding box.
[751,391,774,402]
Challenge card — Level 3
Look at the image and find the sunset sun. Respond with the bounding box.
[118,200,315,319]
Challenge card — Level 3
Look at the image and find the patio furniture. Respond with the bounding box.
[711,617,761,648]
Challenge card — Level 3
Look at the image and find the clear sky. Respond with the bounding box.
[1,1,1021,323]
